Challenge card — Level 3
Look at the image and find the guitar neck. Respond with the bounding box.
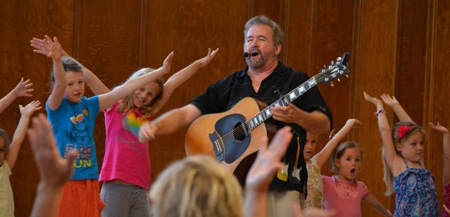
[246,76,318,131]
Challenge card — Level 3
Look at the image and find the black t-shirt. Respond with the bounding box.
[191,62,332,192]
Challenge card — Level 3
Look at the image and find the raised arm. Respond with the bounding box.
[0,78,33,114]
[314,118,361,168]
[271,106,330,135]
[31,37,110,95]
[244,126,292,217]
[7,100,41,169]
[363,193,393,217]
[32,36,66,110]
[380,94,412,122]
[152,48,219,114]
[28,114,76,217]
[98,52,174,111]
[364,92,402,175]
[429,122,450,185]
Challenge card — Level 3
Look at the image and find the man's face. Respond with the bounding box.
[244,24,280,69]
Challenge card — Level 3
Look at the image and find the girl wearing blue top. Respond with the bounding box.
[364,92,438,216]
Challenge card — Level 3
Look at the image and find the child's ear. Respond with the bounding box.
[335,158,341,168]
[395,143,403,152]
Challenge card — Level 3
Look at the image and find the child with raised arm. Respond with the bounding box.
[303,118,361,210]
[0,78,34,114]
[321,140,392,217]
[429,122,450,217]
[31,35,173,217]
[0,100,41,216]
[364,92,438,216]
[31,36,219,217]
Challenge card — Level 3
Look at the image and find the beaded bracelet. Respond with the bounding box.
[374,109,386,117]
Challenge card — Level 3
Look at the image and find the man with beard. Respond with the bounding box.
[139,15,332,217]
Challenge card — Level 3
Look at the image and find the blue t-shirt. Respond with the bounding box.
[46,96,100,180]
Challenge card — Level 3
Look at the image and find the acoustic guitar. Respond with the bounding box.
[185,52,350,174]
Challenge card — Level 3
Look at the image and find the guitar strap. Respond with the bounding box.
[272,70,308,194]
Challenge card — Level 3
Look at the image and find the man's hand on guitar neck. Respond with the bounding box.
[139,122,158,143]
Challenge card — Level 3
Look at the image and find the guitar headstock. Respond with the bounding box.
[315,52,350,85]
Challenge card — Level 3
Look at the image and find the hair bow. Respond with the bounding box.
[398,125,413,140]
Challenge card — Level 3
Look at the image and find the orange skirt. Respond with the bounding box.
[57,180,105,217]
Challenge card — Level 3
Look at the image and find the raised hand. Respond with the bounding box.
[31,37,69,57]
[14,77,34,97]
[32,35,62,60]
[245,126,292,191]
[27,114,76,189]
[196,48,219,67]
[346,118,362,128]
[363,92,383,107]
[429,122,449,134]
[161,51,174,74]
[380,94,399,108]
[19,100,42,117]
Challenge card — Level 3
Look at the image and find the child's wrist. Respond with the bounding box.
[374,109,386,117]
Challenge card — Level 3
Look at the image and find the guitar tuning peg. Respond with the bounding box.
[337,78,341,82]
[330,82,334,87]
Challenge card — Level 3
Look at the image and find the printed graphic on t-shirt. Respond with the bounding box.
[64,109,94,168]
[120,111,149,154]
[65,144,93,168]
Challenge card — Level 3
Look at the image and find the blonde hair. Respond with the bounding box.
[149,155,243,217]
[117,68,164,119]
[382,121,425,196]
[329,141,363,174]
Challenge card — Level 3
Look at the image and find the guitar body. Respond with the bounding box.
[185,97,267,173]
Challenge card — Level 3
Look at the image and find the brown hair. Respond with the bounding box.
[244,15,284,46]
[0,128,11,154]
[50,58,83,88]
[329,141,363,174]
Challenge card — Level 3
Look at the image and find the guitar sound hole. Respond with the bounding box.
[233,122,246,141]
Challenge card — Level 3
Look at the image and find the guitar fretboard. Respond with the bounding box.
[245,76,317,131]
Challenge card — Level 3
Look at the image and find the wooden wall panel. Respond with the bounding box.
[396,0,429,123]
[141,0,249,182]
[1,0,449,215]
[72,0,143,168]
[0,1,75,216]
[353,0,400,215]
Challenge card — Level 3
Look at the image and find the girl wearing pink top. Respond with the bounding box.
[322,141,392,217]
[79,49,218,217]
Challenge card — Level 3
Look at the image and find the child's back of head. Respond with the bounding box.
[149,155,243,217]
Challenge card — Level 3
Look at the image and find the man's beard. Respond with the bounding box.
[246,53,266,68]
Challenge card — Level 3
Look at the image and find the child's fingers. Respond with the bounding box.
[44,35,52,42]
